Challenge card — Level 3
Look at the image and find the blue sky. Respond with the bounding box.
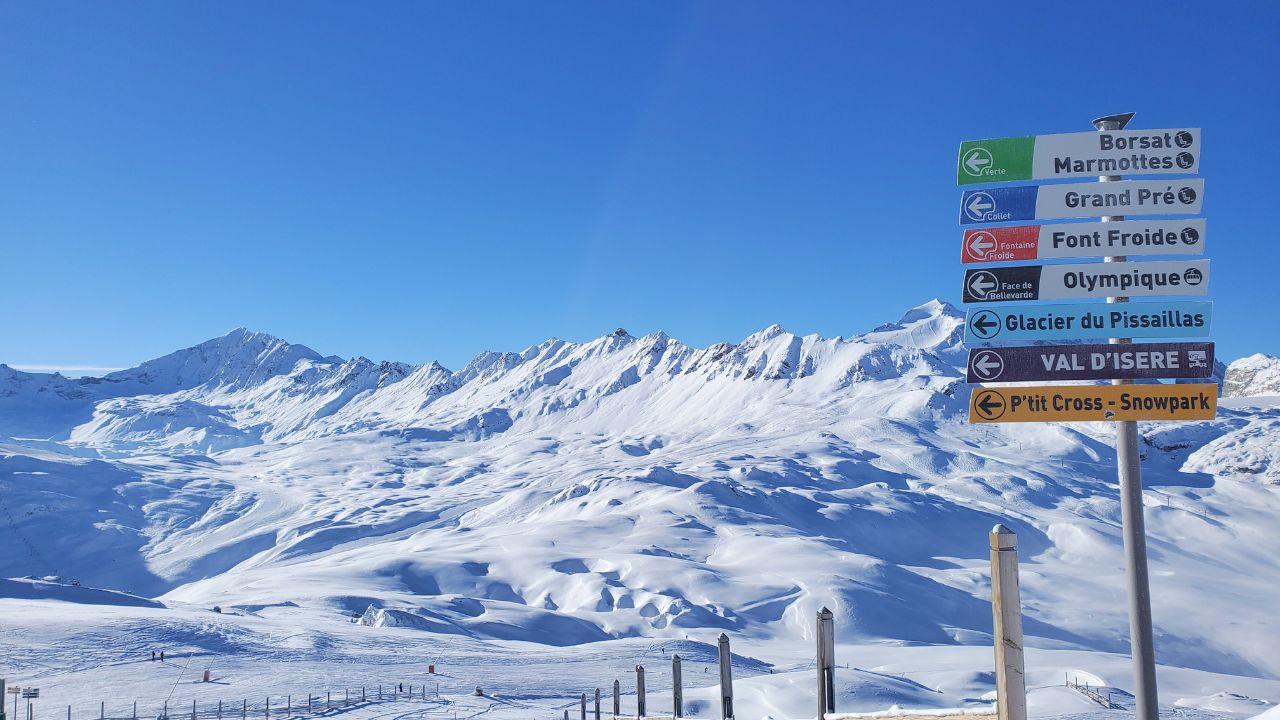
[2,2,1277,372]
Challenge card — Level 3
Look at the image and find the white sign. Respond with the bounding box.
[962,259,1210,303]
[962,219,1205,263]
[960,179,1204,224]
[958,128,1201,184]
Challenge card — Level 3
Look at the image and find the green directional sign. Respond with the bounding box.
[957,137,1034,184]
[958,128,1200,185]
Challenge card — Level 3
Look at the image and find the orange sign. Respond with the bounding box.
[969,383,1217,423]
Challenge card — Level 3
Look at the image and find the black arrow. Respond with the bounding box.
[972,312,999,337]
[976,393,1004,417]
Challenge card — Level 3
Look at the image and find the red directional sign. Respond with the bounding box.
[961,227,1039,263]
[962,219,1203,266]
[962,219,1206,264]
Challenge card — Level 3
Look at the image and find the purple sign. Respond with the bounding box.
[966,342,1215,384]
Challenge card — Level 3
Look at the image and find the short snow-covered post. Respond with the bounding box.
[990,525,1028,720]
[816,607,836,720]
[717,634,734,720]
[672,655,683,718]
[612,681,620,718]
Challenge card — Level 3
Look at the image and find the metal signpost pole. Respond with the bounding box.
[1094,111,1159,720]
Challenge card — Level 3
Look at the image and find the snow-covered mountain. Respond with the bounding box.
[2,301,1278,684]
[1224,354,1280,397]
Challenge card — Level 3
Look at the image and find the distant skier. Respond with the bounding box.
[151,651,156,661]
[160,651,165,662]
[398,684,403,693]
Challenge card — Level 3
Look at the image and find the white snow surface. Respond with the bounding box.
[2,300,1278,720]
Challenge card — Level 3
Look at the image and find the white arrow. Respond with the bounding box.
[968,233,995,257]
[974,352,1002,378]
[967,194,993,218]
[965,150,990,174]
[969,273,996,297]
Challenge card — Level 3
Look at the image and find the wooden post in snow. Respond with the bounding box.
[816,607,836,720]
[672,655,683,718]
[580,694,587,720]
[990,524,1028,720]
[717,634,734,720]
[594,689,601,720]
[636,666,646,719]
[612,681,620,718]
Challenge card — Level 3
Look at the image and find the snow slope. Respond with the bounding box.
[1,300,1278,717]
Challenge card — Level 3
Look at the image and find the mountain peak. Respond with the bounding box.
[1223,353,1280,397]
[899,299,962,324]
[101,328,327,394]
[742,323,789,345]
[857,299,965,356]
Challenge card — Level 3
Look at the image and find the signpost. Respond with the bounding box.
[957,114,1212,720]
[964,301,1211,343]
[968,383,1217,423]
[959,179,1203,224]
[957,128,1200,184]
[966,342,1214,383]
[18,688,35,720]
[962,259,1208,304]
[961,219,1204,263]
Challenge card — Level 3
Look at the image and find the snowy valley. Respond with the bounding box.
[2,301,1278,720]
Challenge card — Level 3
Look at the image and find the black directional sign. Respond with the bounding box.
[966,342,1214,383]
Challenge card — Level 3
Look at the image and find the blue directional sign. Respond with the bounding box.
[959,179,1205,225]
[959,187,1038,225]
[964,301,1212,344]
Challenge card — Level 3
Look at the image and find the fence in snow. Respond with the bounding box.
[559,526,1025,720]
[10,682,447,720]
